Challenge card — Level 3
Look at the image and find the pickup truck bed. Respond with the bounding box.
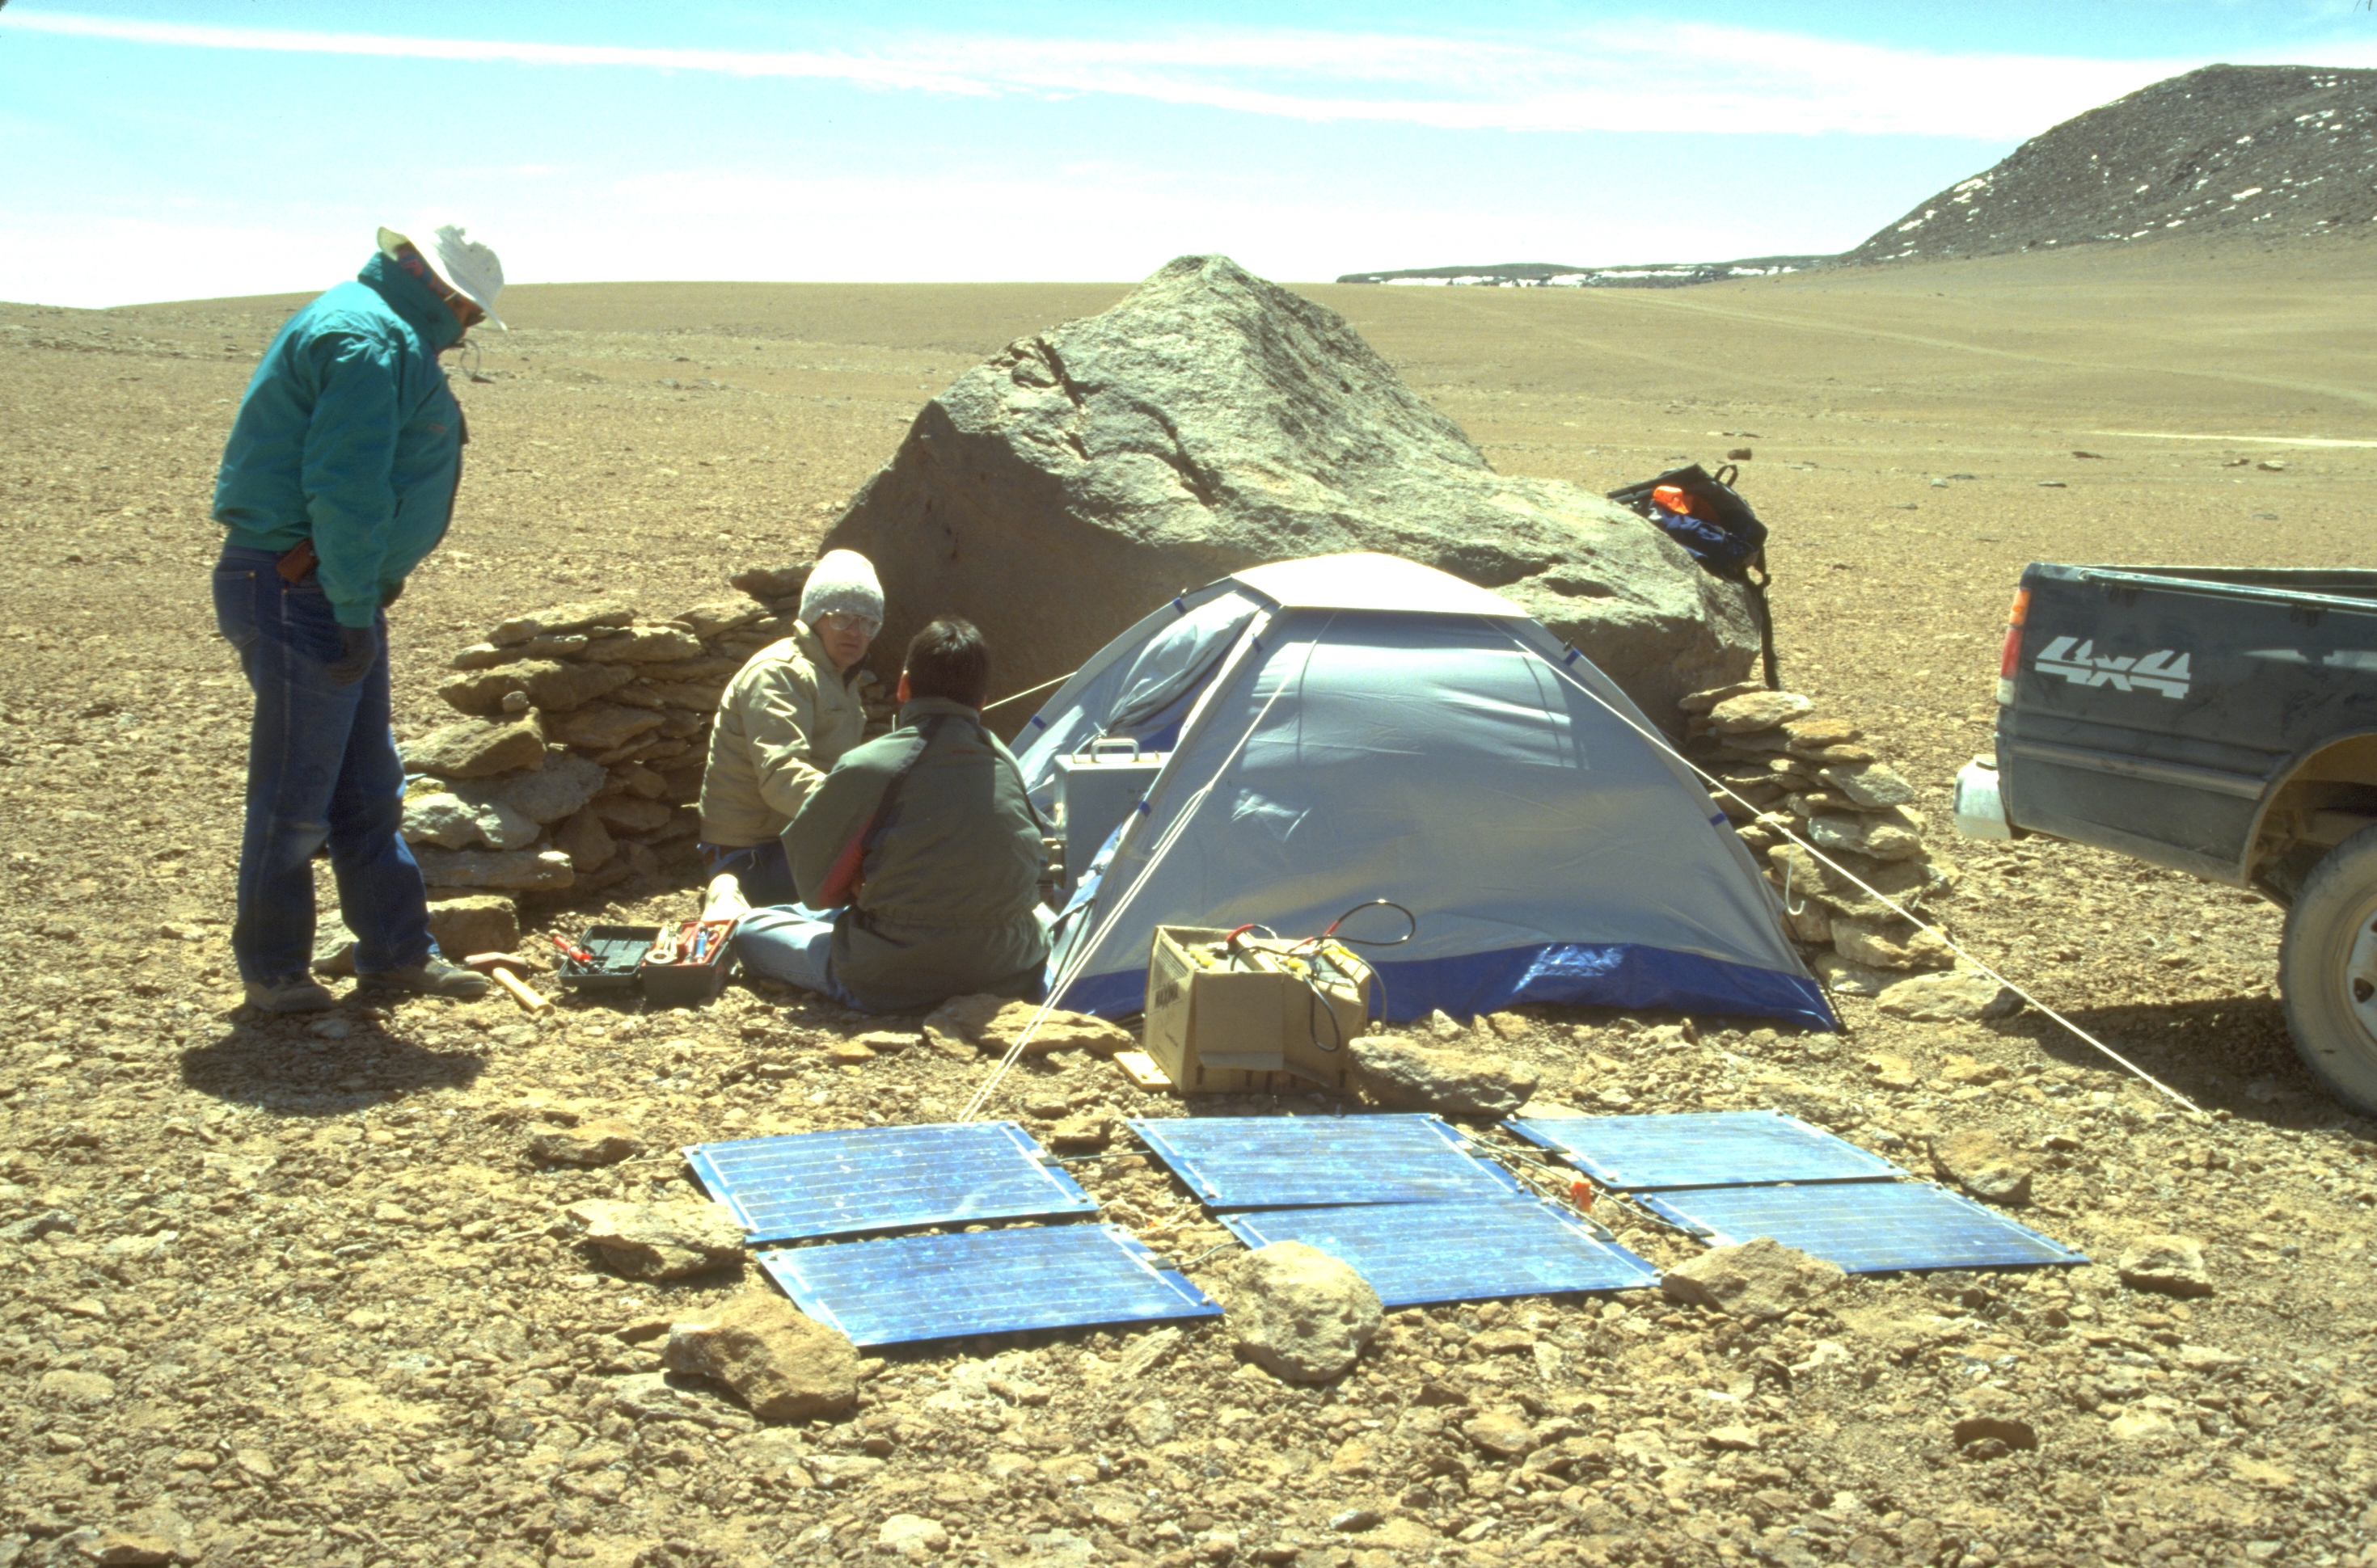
[1956,563,2377,1110]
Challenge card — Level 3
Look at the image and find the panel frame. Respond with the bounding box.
[683,1121,1097,1244]
[754,1224,1222,1347]
[1218,1197,1661,1308]
[1125,1112,1527,1210]
[1636,1180,2091,1274]
[1503,1109,1906,1191]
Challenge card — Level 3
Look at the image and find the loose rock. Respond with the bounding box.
[403,714,548,780]
[1878,966,2019,1022]
[1932,1129,2034,1204]
[425,894,520,959]
[1661,1237,1845,1321]
[2118,1234,2213,1298]
[527,1118,643,1166]
[412,846,576,893]
[564,1199,745,1279]
[1831,916,1955,972]
[878,1515,951,1560]
[1225,1241,1383,1382]
[921,993,1136,1057]
[403,789,541,851]
[1707,690,1814,734]
[490,601,636,645]
[662,1294,860,1421]
[1351,1033,1539,1117]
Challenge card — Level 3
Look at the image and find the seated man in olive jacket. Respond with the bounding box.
[735,618,1050,1012]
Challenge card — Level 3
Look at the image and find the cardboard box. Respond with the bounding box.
[1143,926,1374,1094]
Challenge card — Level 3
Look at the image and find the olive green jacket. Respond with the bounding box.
[696,624,869,847]
[786,698,1049,1013]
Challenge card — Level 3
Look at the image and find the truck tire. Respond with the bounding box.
[2280,823,2377,1115]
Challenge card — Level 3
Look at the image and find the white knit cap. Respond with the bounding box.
[377,218,508,331]
[800,550,885,628]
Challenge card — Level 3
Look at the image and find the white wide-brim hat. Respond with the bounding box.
[377,218,507,331]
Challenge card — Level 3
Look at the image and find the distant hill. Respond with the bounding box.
[1843,63,2377,264]
[1334,256,1830,289]
[1345,64,2377,289]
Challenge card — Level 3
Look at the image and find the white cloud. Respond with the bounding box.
[15,9,2370,140]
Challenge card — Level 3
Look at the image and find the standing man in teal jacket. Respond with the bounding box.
[211,220,507,1012]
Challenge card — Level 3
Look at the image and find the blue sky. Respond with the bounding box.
[5,1,2375,306]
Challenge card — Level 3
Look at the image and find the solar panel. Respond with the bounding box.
[754,1224,1221,1347]
[1126,1114,1526,1209]
[1504,1110,1905,1191]
[1637,1182,2089,1274]
[683,1122,1097,1244]
[1218,1199,1661,1308]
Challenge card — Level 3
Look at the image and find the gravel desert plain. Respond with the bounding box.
[3,225,2376,1568]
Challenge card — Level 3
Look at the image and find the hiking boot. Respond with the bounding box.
[244,976,340,1014]
[357,955,491,1001]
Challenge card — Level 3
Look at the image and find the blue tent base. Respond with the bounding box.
[1060,940,1836,1031]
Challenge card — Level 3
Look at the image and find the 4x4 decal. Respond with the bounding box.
[2033,635,2191,699]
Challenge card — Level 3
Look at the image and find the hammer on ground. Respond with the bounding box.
[462,952,553,1014]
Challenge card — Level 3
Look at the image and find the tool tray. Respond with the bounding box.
[557,925,661,992]
[642,918,738,1008]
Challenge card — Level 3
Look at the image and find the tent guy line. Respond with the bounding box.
[1505,625,2209,1120]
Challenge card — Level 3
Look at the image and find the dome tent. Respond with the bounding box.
[1017,553,1834,1030]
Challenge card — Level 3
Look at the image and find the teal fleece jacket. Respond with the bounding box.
[212,251,468,627]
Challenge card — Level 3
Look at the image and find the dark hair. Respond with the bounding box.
[904,617,991,708]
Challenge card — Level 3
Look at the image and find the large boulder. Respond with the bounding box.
[821,255,1760,726]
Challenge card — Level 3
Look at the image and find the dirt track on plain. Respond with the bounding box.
[2,232,2375,1568]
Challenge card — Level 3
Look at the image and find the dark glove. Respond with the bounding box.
[380,578,406,608]
[326,623,379,686]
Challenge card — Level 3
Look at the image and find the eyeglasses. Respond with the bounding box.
[813,612,880,639]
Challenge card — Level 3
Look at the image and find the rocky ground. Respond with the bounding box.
[3,248,2375,1568]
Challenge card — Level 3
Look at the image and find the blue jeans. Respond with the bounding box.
[698,838,797,908]
[735,904,857,1005]
[213,547,433,984]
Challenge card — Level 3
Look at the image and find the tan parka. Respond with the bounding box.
[695,623,870,847]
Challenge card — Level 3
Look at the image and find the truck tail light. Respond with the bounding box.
[1995,588,2030,705]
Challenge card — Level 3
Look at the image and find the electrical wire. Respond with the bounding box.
[1505,628,2206,1120]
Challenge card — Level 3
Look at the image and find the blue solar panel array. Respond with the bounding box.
[1219,1198,1660,1308]
[684,1122,1097,1243]
[1636,1181,2088,1274]
[1505,1110,1905,1191]
[1126,1113,1525,1208]
[756,1224,1222,1347]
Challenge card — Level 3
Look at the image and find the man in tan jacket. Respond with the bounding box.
[696,550,881,906]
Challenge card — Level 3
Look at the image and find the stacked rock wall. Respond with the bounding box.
[1681,684,2008,1019]
[395,561,890,955]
